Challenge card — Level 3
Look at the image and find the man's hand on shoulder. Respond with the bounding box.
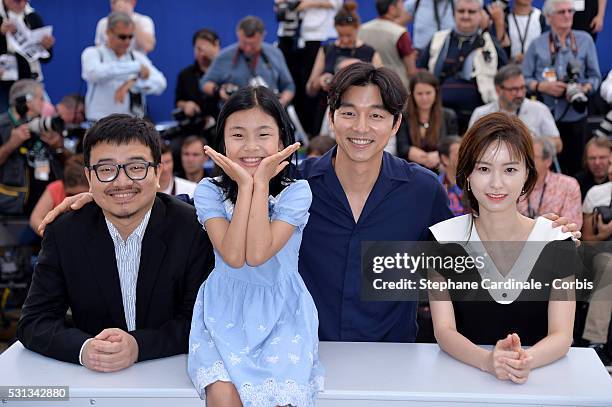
[38,192,93,236]
[542,213,582,240]
[83,328,139,372]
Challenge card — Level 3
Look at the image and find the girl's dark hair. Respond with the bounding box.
[456,112,538,215]
[213,86,296,204]
[335,0,360,27]
[407,71,443,151]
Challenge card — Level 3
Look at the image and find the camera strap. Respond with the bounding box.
[511,10,533,55]
[127,51,146,118]
[527,181,547,218]
[548,31,578,67]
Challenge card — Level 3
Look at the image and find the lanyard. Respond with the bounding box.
[527,182,547,219]
[511,11,533,55]
[548,31,578,67]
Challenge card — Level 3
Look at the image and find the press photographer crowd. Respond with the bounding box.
[0,0,611,403]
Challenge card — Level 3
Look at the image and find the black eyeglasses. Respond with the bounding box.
[500,85,526,93]
[115,33,134,41]
[88,161,157,182]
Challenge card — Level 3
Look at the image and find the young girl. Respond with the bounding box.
[428,112,577,384]
[188,86,324,407]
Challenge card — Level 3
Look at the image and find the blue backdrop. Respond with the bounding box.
[33,0,612,122]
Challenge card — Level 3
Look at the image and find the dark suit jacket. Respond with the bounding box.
[17,193,214,364]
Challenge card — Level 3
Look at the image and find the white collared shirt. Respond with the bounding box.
[104,208,152,331]
[79,208,152,365]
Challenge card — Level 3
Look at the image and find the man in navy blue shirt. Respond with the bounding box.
[298,63,453,342]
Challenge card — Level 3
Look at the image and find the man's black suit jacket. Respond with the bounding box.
[17,193,214,364]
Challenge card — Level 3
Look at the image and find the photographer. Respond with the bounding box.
[417,0,507,134]
[175,28,220,139]
[276,0,341,135]
[523,0,601,176]
[0,0,55,112]
[0,79,63,216]
[201,16,295,107]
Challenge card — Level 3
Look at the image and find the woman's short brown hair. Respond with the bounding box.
[456,112,537,214]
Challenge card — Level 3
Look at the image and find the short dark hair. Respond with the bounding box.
[192,28,219,46]
[83,114,162,167]
[494,64,524,87]
[376,0,400,16]
[237,16,265,37]
[59,93,84,109]
[160,141,172,155]
[181,135,207,151]
[438,136,462,158]
[328,62,407,126]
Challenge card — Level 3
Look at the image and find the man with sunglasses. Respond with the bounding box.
[95,0,156,54]
[469,64,562,153]
[523,0,600,177]
[81,11,166,122]
[17,114,214,372]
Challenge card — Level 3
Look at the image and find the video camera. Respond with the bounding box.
[565,60,588,113]
[157,107,206,140]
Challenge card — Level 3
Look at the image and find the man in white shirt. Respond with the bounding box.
[82,12,166,122]
[469,64,562,152]
[94,0,155,54]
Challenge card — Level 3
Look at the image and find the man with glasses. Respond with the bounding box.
[469,64,561,152]
[17,114,214,371]
[523,0,600,176]
[417,0,507,134]
[81,11,166,122]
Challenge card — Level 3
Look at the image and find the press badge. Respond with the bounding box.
[34,158,50,181]
[542,67,558,82]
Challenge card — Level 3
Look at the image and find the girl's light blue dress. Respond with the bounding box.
[188,178,324,407]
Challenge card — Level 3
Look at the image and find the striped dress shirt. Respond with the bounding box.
[105,209,152,331]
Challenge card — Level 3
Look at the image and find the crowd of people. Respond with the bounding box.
[0,0,611,405]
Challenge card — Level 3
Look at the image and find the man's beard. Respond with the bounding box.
[503,97,524,112]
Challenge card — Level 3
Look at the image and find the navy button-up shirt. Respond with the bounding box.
[298,147,453,342]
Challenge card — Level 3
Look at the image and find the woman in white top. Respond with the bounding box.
[429,112,577,384]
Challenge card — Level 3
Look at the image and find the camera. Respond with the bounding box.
[27,115,65,135]
[565,61,588,113]
[156,107,206,140]
[223,83,240,97]
[275,0,301,22]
